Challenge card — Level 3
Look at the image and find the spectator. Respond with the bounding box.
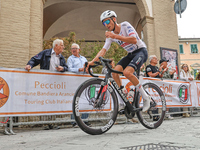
[25,39,68,72]
[159,58,176,120]
[25,39,68,130]
[159,58,176,79]
[145,55,163,121]
[67,43,88,74]
[195,72,200,80]
[179,64,193,81]
[145,55,163,78]
[179,64,193,117]
[67,43,91,127]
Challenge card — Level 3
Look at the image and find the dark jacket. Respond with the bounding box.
[27,49,68,72]
[145,64,160,78]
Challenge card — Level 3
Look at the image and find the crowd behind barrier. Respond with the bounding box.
[0,68,200,134]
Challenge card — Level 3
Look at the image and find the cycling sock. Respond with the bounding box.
[136,83,149,99]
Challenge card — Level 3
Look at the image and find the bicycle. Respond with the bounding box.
[72,57,166,135]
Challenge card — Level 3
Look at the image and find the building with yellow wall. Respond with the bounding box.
[179,38,200,78]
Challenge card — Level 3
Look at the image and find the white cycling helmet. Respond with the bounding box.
[100,10,117,22]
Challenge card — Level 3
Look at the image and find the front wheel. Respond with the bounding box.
[135,82,166,129]
[72,78,118,135]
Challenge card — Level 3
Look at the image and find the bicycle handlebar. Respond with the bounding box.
[99,57,123,75]
[84,57,123,77]
[84,62,99,77]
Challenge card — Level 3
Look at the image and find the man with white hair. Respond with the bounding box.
[67,43,88,74]
[25,39,68,72]
[24,39,68,130]
[145,55,163,78]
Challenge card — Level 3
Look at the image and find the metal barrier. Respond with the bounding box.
[1,107,200,135]
[0,114,127,135]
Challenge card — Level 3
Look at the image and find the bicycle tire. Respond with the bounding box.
[72,78,118,135]
[135,82,166,129]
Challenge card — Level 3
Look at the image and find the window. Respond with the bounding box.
[194,69,197,79]
[179,45,184,54]
[190,44,198,53]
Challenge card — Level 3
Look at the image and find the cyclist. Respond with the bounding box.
[86,10,151,112]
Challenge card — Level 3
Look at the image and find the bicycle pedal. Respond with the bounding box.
[118,109,125,115]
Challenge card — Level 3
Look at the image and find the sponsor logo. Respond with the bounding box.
[136,57,142,65]
[0,77,9,108]
[129,33,135,36]
[117,40,124,45]
[143,119,154,128]
[146,67,151,72]
[128,29,134,33]
[75,97,80,116]
[161,95,166,111]
[177,84,189,104]
[101,119,114,132]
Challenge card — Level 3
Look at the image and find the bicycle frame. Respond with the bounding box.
[88,57,160,115]
[93,62,142,114]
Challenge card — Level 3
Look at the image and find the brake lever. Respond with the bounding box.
[84,62,88,73]
[84,62,99,77]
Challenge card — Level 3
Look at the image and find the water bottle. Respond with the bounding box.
[127,89,134,102]
[122,87,128,96]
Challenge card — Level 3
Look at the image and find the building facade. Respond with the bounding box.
[179,38,200,78]
[0,0,44,68]
[0,0,179,69]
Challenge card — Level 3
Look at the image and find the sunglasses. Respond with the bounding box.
[102,19,110,26]
[183,66,188,68]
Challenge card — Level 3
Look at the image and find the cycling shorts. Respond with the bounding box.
[117,47,148,71]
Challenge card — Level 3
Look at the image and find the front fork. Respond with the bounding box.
[94,78,109,108]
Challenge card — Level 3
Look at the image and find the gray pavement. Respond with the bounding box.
[1,116,200,150]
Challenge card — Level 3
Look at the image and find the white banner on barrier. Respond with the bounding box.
[0,69,94,116]
[121,77,194,107]
[143,78,192,107]
[0,68,199,117]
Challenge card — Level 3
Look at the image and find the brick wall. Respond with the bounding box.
[0,0,43,68]
[151,0,179,60]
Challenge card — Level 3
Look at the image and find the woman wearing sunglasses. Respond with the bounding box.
[86,10,151,112]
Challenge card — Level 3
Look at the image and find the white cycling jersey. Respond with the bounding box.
[103,21,146,53]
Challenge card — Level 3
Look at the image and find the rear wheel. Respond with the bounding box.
[135,83,166,129]
[72,78,118,135]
